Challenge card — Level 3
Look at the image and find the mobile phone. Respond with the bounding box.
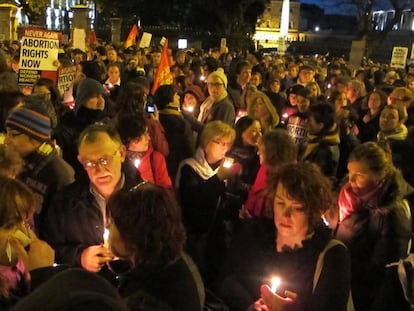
[145,103,155,113]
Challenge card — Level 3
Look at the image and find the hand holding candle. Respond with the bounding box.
[217,157,234,181]
[259,283,296,311]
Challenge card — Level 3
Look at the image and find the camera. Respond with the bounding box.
[145,97,156,114]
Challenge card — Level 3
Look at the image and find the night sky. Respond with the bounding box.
[299,0,390,15]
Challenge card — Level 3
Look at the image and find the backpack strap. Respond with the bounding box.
[313,238,354,311]
[312,239,344,292]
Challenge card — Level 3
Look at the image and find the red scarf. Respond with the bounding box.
[338,180,384,222]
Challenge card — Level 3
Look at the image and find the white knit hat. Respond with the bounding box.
[207,68,228,88]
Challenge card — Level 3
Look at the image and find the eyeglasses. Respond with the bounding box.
[5,130,23,138]
[80,149,119,170]
[207,82,224,88]
[212,140,232,147]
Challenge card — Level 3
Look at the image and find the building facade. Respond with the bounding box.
[254,0,303,49]
[372,6,414,31]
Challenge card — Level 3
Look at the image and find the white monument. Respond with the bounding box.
[278,0,290,54]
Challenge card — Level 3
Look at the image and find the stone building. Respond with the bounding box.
[254,0,303,49]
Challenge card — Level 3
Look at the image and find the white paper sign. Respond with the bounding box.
[19,28,60,71]
[390,46,408,69]
[139,32,152,48]
[411,43,414,61]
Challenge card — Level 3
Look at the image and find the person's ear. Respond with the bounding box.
[119,144,127,162]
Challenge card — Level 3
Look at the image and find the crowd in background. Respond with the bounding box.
[0,37,414,310]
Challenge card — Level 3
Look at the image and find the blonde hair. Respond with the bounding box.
[199,120,235,149]
[0,176,34,229]
[248,91,280,130]
[306,81,322,97]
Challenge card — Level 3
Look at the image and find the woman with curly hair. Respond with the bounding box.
[107,182,204,311]
[220,162,351,311]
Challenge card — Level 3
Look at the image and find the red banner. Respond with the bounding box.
[151,40,173,94]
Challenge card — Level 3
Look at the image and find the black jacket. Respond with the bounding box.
[119,254,204,311]
[158,112,195,182]
[17,144,74,238]
[335,170,412,311]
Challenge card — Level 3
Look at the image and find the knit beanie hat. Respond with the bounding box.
[74,78,106,112]
[287,84,306,96]
[183,84,205,104]
[5,103,51,142]
[207,68,228,88]
[13,268,128,311]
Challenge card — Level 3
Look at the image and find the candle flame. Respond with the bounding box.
[134,158,141,168]
[282,113,289,119]
[223,158,234,168]
[271,276,281,293]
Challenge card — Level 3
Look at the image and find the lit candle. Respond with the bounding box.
[223,157,234,168]
[282,113,289,120]
[185,106,194,113]
[134,158,141,168]
[270,276,281,293]
[103,228,110,248]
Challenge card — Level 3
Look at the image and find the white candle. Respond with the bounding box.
[134,158,141,168]
[282,113,289,120]
[103,229,110,248]
[270,276,281,293]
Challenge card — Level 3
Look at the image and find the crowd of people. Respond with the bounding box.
[0,38,414,311]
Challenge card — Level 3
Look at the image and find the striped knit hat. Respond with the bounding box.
[6,103,51,142]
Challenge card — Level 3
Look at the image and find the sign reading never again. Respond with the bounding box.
[19,28,60,71]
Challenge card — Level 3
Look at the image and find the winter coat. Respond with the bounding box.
[159,110,195,182]
[132,145,172,188]
[199,95,235,126]
[301,125,340,179]
[335,169,412,311]
[17,143,74,237]
[119,253,204,311]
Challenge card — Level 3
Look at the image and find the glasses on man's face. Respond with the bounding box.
[207,82,224,88]
[80,149,119,170]
[5,130,23,138]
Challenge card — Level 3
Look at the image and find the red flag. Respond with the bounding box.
[89,30,98,45]
[124,25,139,48]
[151,39,173,94]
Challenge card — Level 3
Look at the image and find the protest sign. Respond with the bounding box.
[57,66,77,96]
[18,28,60,86]
[139,32,152,48]
[390,46,408,69]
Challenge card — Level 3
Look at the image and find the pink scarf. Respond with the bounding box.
[338,180,384,222]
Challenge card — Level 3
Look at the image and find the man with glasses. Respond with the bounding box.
[4,103,74,237]
[44,122,142,273]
